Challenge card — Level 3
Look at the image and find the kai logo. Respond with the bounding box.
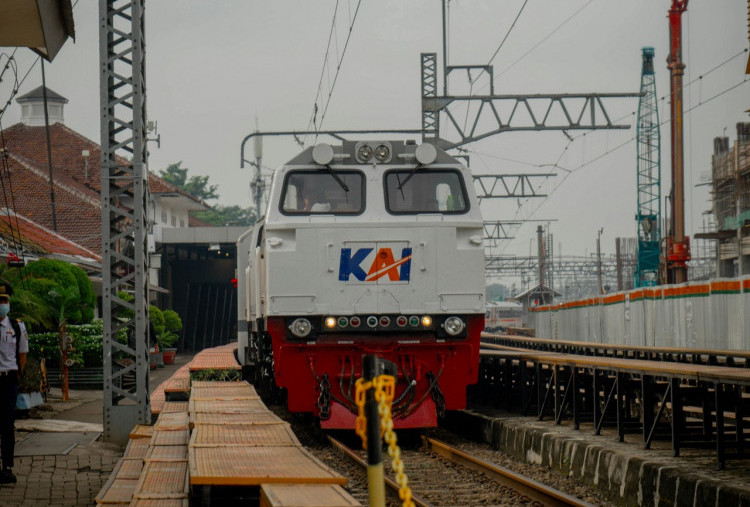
[339,246,412,283]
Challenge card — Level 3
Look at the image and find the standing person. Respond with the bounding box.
[0,284,27,484]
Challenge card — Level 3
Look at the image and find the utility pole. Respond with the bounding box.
[597,228,604,294]
[666,0,691,283]
[249,131,264,216]
[41,61,57,232]
[537,225,545,291]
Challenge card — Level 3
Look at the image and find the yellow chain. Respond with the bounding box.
[355,375,414,507]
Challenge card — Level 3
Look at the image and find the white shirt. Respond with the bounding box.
[0,316,28,372]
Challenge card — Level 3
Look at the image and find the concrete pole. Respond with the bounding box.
[597,228,604,294]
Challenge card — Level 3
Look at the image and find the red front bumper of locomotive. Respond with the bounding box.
[267,315,483,429]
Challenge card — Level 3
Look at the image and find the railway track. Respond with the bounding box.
[326,434,594,507]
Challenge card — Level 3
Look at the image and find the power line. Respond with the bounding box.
[476,0,529,84]
[305,0,341,139]
[478,0,596,92]
[315,0,364,137]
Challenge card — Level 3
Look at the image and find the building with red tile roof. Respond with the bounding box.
[0,208,100,269]
[0,86,210,257]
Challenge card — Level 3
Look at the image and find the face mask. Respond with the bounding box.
[0,304,9,318]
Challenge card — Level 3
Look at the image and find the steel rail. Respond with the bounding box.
[327,435,433,507]
[421,436,594,507]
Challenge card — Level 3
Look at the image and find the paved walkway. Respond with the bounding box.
[0,353,194,506]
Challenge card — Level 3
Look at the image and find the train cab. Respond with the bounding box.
[238,140,485,428]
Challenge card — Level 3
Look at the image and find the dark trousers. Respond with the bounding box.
[0,373,17,469]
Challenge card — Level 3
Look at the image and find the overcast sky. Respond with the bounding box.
[1,1,748,273]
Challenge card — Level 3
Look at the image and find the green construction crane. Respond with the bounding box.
[635,47,662,287]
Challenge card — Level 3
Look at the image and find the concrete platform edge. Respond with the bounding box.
[443,411,750,507]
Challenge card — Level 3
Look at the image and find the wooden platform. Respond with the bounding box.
[261,484,361,506]
[97,342,350,506]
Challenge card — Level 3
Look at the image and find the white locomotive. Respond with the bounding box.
[237,140,485,428]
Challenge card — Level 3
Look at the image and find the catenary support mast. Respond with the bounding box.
[100,0,151,443]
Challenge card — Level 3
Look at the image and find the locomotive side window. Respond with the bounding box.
[280,170,364,215]
[384,169,468,214]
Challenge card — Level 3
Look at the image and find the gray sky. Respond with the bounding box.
[2,1,748,272]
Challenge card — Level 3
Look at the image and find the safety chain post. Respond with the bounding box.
[356,356,414,507]
[100,0,151,443]
[360,354,385,507]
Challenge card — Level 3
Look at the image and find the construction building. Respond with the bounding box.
[699,122,750,276]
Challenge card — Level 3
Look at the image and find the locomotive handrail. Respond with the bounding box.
[240,129,424,168]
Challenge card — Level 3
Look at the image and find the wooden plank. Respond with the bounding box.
[190,423,300,447]
[260,484,362,507]
[129,425,154,439]
[133,461,189,499]
[189,446,347,486]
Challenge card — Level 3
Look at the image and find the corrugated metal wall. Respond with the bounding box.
[529,277,750,350]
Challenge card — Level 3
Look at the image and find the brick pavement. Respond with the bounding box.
[0,353,194,506]
[0,436,122,506]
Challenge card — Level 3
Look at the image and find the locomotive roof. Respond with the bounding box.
[284,141,461,166]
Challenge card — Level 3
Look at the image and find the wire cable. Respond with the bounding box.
[315,0,364,137]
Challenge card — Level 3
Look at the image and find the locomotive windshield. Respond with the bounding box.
[385,169,468,214]
[280,170,364,214]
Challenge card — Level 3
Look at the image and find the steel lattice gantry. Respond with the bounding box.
[420,53,640,150]
[635,47,661,287]
[100,0,151,443]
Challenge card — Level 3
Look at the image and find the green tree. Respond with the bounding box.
[192,205,258,227]
[159,162,188,187]
[22,259,95,328]
[158,162,218,201]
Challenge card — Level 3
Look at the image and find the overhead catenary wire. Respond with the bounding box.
[476,0,596,93]
[314,0,364,138]
[462,0,529,132]
[304,0,341,140]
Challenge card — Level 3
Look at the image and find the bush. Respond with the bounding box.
[22,259,95,328]
[26,321,121,369]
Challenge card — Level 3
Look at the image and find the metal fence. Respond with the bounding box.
[529,276,750,350]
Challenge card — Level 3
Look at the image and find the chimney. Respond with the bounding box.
[16,85,68,126]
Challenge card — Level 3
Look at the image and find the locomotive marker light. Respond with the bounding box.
[325,317,336,329]
[311,143,335,165]
[421,315,433,328]
[290,318,313,338]
[366,316,378,328]
[443,316,465,336]
[409,316,420,327]
[396,316,408,327]
[356,143,373,163]
[415,142,438,165]
[379,316,391,327]
[337,317,349,327]
[350,316,361,327]
[374,143,392,163]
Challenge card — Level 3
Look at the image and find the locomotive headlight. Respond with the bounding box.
[374,144,390,162]
[289,318,312,338]
[324,317,336,329]
[421,316,432,328]
[357,144,373,162]
[443,316,465,336]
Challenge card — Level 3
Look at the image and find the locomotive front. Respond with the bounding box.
[240,140,485,428]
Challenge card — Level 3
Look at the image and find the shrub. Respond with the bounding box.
[27,321,123,369]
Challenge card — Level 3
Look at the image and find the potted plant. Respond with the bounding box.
[159,310,182,365]
[16,357,44,412]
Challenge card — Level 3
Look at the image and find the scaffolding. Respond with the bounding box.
[707,123,750,276]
